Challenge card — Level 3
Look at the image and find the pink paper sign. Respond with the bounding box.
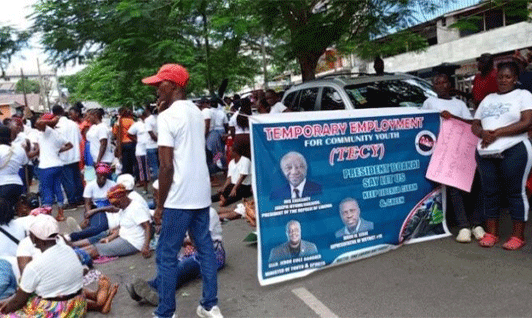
[426,118,479,192]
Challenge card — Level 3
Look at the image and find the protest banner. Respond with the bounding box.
[426,118,478,192]
[250,108,450,286]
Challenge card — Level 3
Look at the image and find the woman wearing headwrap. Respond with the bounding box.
[0,126,28,214]
[79,184,152,259]
[35,114,73,221]
[68,163,118,243]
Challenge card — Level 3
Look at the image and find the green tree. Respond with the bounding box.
[15,78,40,94]
[253,0,449,81]
[32,0,261,106]
[0,25,30,78]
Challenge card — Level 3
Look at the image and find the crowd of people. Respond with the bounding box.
[0,48,531,317]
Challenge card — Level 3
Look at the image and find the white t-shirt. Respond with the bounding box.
[269,102,287,114]
[0,144,28,186]
[144,114,158,150]
[212,107,228,131]
[16,236,40,258]
[422,97,472,119]
[158,100,211,209]
[474,89,532,155]
[86,122,114,163]
[0,220,26,257]
[129,190,149,210]
[201,108,214,132]
[209,207,222,242]
[83,179,119,228]
[19,243,83,298]
[128,121,149,156]
[118,199,151,250]
[56,116,82,164]
[228,156,251,186]
[228,110,250,135]
[37,126,67,169]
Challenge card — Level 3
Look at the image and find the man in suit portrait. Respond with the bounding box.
[268,220,318,263]
[335,197,374,238]
[270,151,322,201]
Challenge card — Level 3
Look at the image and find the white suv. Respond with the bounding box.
[281,73,436,112]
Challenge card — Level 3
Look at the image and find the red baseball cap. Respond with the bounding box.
[142,64,189,87]
[41,113,55,121]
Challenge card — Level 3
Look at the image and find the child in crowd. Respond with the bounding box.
[212,140,252,207]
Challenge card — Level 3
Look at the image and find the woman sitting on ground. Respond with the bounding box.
[68,163,119,243]
[79,184,152,259]
[211,140,252,207]
[0,214,87,317]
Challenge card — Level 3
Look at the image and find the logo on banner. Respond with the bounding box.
[415,130,436,156]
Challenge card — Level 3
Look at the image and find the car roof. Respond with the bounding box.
[284,73,421,92]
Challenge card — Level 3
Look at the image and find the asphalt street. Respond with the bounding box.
[62,186,532,318]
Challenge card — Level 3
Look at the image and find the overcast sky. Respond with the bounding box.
[0,0,83,76]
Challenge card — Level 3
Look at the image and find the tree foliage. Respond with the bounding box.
[15,78,40,94]
[253,0,447,81]
[0,25,30,78]
[32,0,260,106]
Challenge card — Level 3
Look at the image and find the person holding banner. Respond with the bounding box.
[270,151,322,201]
[269,220,318,263]
[422,74,486,243]
[472,61,532,250]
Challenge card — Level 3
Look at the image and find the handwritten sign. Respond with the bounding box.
[426,118,478,192]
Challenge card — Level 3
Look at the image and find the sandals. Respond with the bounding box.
[502,236,526,250]
[93,256,119,264]
[479,233,499,247]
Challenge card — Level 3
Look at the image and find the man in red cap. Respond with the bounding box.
[141,64,223,318]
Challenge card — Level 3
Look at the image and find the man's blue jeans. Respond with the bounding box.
[61,162,84,205]
[153,207,218,318]
[146,148,159,180]
[40,166,64,207]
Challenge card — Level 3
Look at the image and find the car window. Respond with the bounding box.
[297,88,319,111]
[283,91,300,110]
[321,87,345,110]
[344,79,435,109]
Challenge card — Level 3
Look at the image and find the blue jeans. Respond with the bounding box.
[153,207,218,318]
[476,140,532,221]
[146,148,159,179]
[61,162,84,205]
[39,166,64,207]
[69,212,109,242]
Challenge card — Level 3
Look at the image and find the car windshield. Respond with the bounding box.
[344,78,437,109]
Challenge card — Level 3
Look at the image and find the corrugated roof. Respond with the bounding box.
[0,94,41,111]
[413,0,483,24]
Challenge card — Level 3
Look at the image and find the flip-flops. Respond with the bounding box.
[478,233,499,248]
[502,236,526,250]
[93,256,119,264]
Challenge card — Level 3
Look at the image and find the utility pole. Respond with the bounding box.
[37,58,50,111]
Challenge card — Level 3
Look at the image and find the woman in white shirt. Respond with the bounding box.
[0,126,28,212]
[85,109,114,166]
[80,184,152,259]
[127,113,151,193]
[0,214,87,317]
[472,61,532,250]
[35,114,73,222]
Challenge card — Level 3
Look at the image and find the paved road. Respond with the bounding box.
[55,180,532,318]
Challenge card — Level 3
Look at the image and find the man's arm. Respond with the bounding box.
[155,146,174,224]
[97,138,107,164]
[148,131,157,142]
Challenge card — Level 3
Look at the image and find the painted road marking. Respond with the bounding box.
[292,287,339,318]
